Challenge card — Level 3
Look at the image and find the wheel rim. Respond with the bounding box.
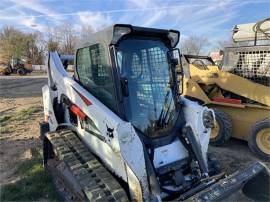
[256,128,270,155]
[210,122,220,139]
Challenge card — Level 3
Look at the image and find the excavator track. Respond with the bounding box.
[45,129,129,202]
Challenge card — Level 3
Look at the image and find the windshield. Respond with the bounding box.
[116,38,177,138]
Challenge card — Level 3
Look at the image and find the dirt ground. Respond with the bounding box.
[0,96,43,185]
[209,139,270,174]
[0,76,47,187]
[0,76,269,201]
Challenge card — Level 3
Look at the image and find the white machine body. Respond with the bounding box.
[42,27,214,198]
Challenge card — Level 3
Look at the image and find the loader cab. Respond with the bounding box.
[75,24,183,140]
[115,37,183,139]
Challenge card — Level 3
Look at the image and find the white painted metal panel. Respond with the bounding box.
[153,139,188,168]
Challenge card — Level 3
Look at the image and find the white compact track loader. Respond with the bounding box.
[40,24,270,201]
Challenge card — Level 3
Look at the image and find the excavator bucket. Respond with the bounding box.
[183,162,270,201]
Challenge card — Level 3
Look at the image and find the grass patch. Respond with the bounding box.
[0,106,42,126]
[0,115,12,123]
[0,150,60,201]
[0,126,13,134]
[11,107,42,121]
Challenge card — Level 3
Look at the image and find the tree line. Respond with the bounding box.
[0,24,93,65]
[0,23,231,65]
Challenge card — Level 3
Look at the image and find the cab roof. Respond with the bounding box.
[79,24,180,49]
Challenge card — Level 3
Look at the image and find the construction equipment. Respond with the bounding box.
[40,24,270,201]
[232,18,270,44]
[0,56,32,75]
[181,18,270,160]
[182,54,270,160]
[0,54,11,75]
[0,63,10,75]
[10,58,32,75]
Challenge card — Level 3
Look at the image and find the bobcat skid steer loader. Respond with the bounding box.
[40,24,270,201]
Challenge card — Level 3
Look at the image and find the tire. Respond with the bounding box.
[17,68,26,75]
[207,152,221,176]
[210,109,232,146]
[3,71,11,75]
[248,119,270,160]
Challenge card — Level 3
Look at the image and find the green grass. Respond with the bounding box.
[0,150,60,201]
[0,106,59,201]
[0,106,42,126]
[0,126,13,134]
[0,115,12,123]
[0,106,42,134]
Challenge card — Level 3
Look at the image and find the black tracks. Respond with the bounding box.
[46,130,129,202]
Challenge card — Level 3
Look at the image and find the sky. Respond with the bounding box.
[0,0,269,49]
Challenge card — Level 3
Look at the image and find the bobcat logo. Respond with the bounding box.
[106,125,114,138]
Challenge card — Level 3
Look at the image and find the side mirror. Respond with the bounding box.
[167,48,183,95]
[120,77,129,97]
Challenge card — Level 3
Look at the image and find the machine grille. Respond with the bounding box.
[130,47,170,109]
[222,45,270,86]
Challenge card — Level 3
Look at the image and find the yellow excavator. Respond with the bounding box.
[181,18,270,160]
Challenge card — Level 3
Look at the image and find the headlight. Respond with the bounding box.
[202,110,214,128]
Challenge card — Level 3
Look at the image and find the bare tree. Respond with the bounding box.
[23,32,43,64]
[0,26,44,64]
[0,26,26,63]
[79,25,94,45]
[47,39,60,52]
[0,23,94,65]
[45,27,61,52]
[181,35,209,55]
[59,24,77,54]
[44,23,78,54]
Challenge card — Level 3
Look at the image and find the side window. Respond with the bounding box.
[76,44,117,112]
[76,47,92,84]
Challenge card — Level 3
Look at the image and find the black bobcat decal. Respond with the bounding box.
[106,125,114,138]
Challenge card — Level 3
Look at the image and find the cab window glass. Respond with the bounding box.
[76,44,116,111]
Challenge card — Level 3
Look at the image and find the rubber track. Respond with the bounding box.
[46,130,129,202]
